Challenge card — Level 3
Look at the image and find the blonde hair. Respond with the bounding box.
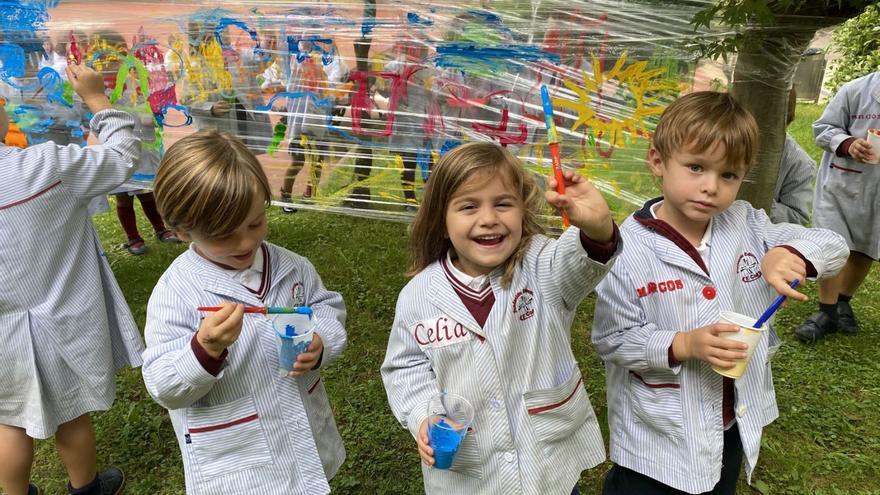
[154,129,272,237]
[652,91,759,170]
[408,142,544,287]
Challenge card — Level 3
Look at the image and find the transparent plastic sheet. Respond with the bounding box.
[1,0,757,224]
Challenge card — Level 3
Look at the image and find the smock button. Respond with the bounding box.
[702,286,717,300]
[504,452,515,463]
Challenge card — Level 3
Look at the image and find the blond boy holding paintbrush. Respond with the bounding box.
[141,129,348,495]
[591,91,849,495]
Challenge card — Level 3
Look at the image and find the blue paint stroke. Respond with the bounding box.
[257,91,334,113]
[361,18,376,37]
[0,43,39,90]
[465,10,514,37]
[407,12,433,26]
[215,17,267,62]
[37,66,70,107]
[12,104,53,134]
[286,35,335,65]
[0,1,50,34]
[440,139,461,156]
[155,104,193,128]
[434,43,559,71]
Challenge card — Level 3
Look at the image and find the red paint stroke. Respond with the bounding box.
[349,64,422,137]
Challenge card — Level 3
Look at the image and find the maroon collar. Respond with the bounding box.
[634,198,709,276]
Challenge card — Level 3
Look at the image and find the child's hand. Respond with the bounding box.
[848,138,877,163]
[196,303,244,359]
[211,100,232,117]
[417,419,435,466]
[65,63,110,113]
[761,247,808,301]
[672,324,748,368]
[545,170,614,242]
[290,333,324,377]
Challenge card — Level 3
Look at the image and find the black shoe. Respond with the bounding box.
[28,483,43,495]
[837,300,859,335]
[794,312,837,343]
[68,466,125,495]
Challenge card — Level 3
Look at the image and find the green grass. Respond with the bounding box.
[27,104,880,494]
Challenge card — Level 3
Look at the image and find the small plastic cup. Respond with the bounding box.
[712,311,766,379]
[426,392,474,469]
[866,128,880,165]
[273,308,315,376]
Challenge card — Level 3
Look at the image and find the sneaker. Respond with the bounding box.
[28,484,43,495]
[794,311,837,343]
[122,238,146,256]
[279,193,297,214]
[837,300,859,335]
[156,229,180,243]
[68,466,125,495]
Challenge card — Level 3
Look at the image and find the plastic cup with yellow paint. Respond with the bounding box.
[866,128,880,165]
[712,311,766,379]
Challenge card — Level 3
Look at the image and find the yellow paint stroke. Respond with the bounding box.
[554,51,678,151]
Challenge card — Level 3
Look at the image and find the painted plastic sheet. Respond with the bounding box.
[0,0,734,222]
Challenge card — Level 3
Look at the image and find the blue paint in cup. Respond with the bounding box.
[429,418,465,469]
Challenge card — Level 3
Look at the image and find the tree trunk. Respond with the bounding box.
[349,0,377,203]
[731,19,818,212]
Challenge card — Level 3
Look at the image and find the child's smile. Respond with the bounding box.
[445,170,523,277]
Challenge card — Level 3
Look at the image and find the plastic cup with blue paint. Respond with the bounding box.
[426,392,474,469]
[273,307,315,376]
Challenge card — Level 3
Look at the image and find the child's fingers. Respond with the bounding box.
[708,356,737,369]
[710,324,741,335]
[776,282,808,301]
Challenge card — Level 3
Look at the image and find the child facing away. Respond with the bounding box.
[141,129,347,495]
[0,63,143,495]
[591,92,849,495]
[794,70,880,342]
[381,142,621,494]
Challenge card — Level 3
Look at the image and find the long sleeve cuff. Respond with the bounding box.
[191,335,227,376]
[579,223,620,264]
[779,245,817,278]
[836,137,857,158]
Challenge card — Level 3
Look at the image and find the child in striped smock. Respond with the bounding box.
[382,142,621,494]
[0,63,142,495]
[141,130,347,495]
[591,92,849,495]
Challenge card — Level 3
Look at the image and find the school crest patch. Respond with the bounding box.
[512,288,535,321]
[736,252,762,283]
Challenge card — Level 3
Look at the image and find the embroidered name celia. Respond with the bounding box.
[414,317,469,345]
[637,279,684,298]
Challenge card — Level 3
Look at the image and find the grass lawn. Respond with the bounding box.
[28,104,880,494]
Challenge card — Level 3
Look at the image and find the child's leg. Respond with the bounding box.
[136,192,168,235]
[0,424,34,495]
[400,151,418,203]
[282,140,306,201]
[837,251,874,297]
[114,193,141,242]
[711,424,744,495]
[54,414,97,489]
[602,463,681,494]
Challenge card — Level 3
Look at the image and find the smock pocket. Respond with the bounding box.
[628,371,683,437]
[766,325,782,362]
[186,396,273,479]
[447,428,483,479]
[523,366,593,444]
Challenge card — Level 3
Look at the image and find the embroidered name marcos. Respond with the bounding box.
[637,279,684,298]
[413,316,471,349]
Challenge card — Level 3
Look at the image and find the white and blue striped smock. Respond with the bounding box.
[592,199,849,494]
[0,109,144,439]
[382,227,620,495]
[142,242,347,495]
[812,71,880,259]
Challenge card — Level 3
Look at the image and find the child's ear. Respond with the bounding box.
[174,229,191,242]
[647,147,665,177]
